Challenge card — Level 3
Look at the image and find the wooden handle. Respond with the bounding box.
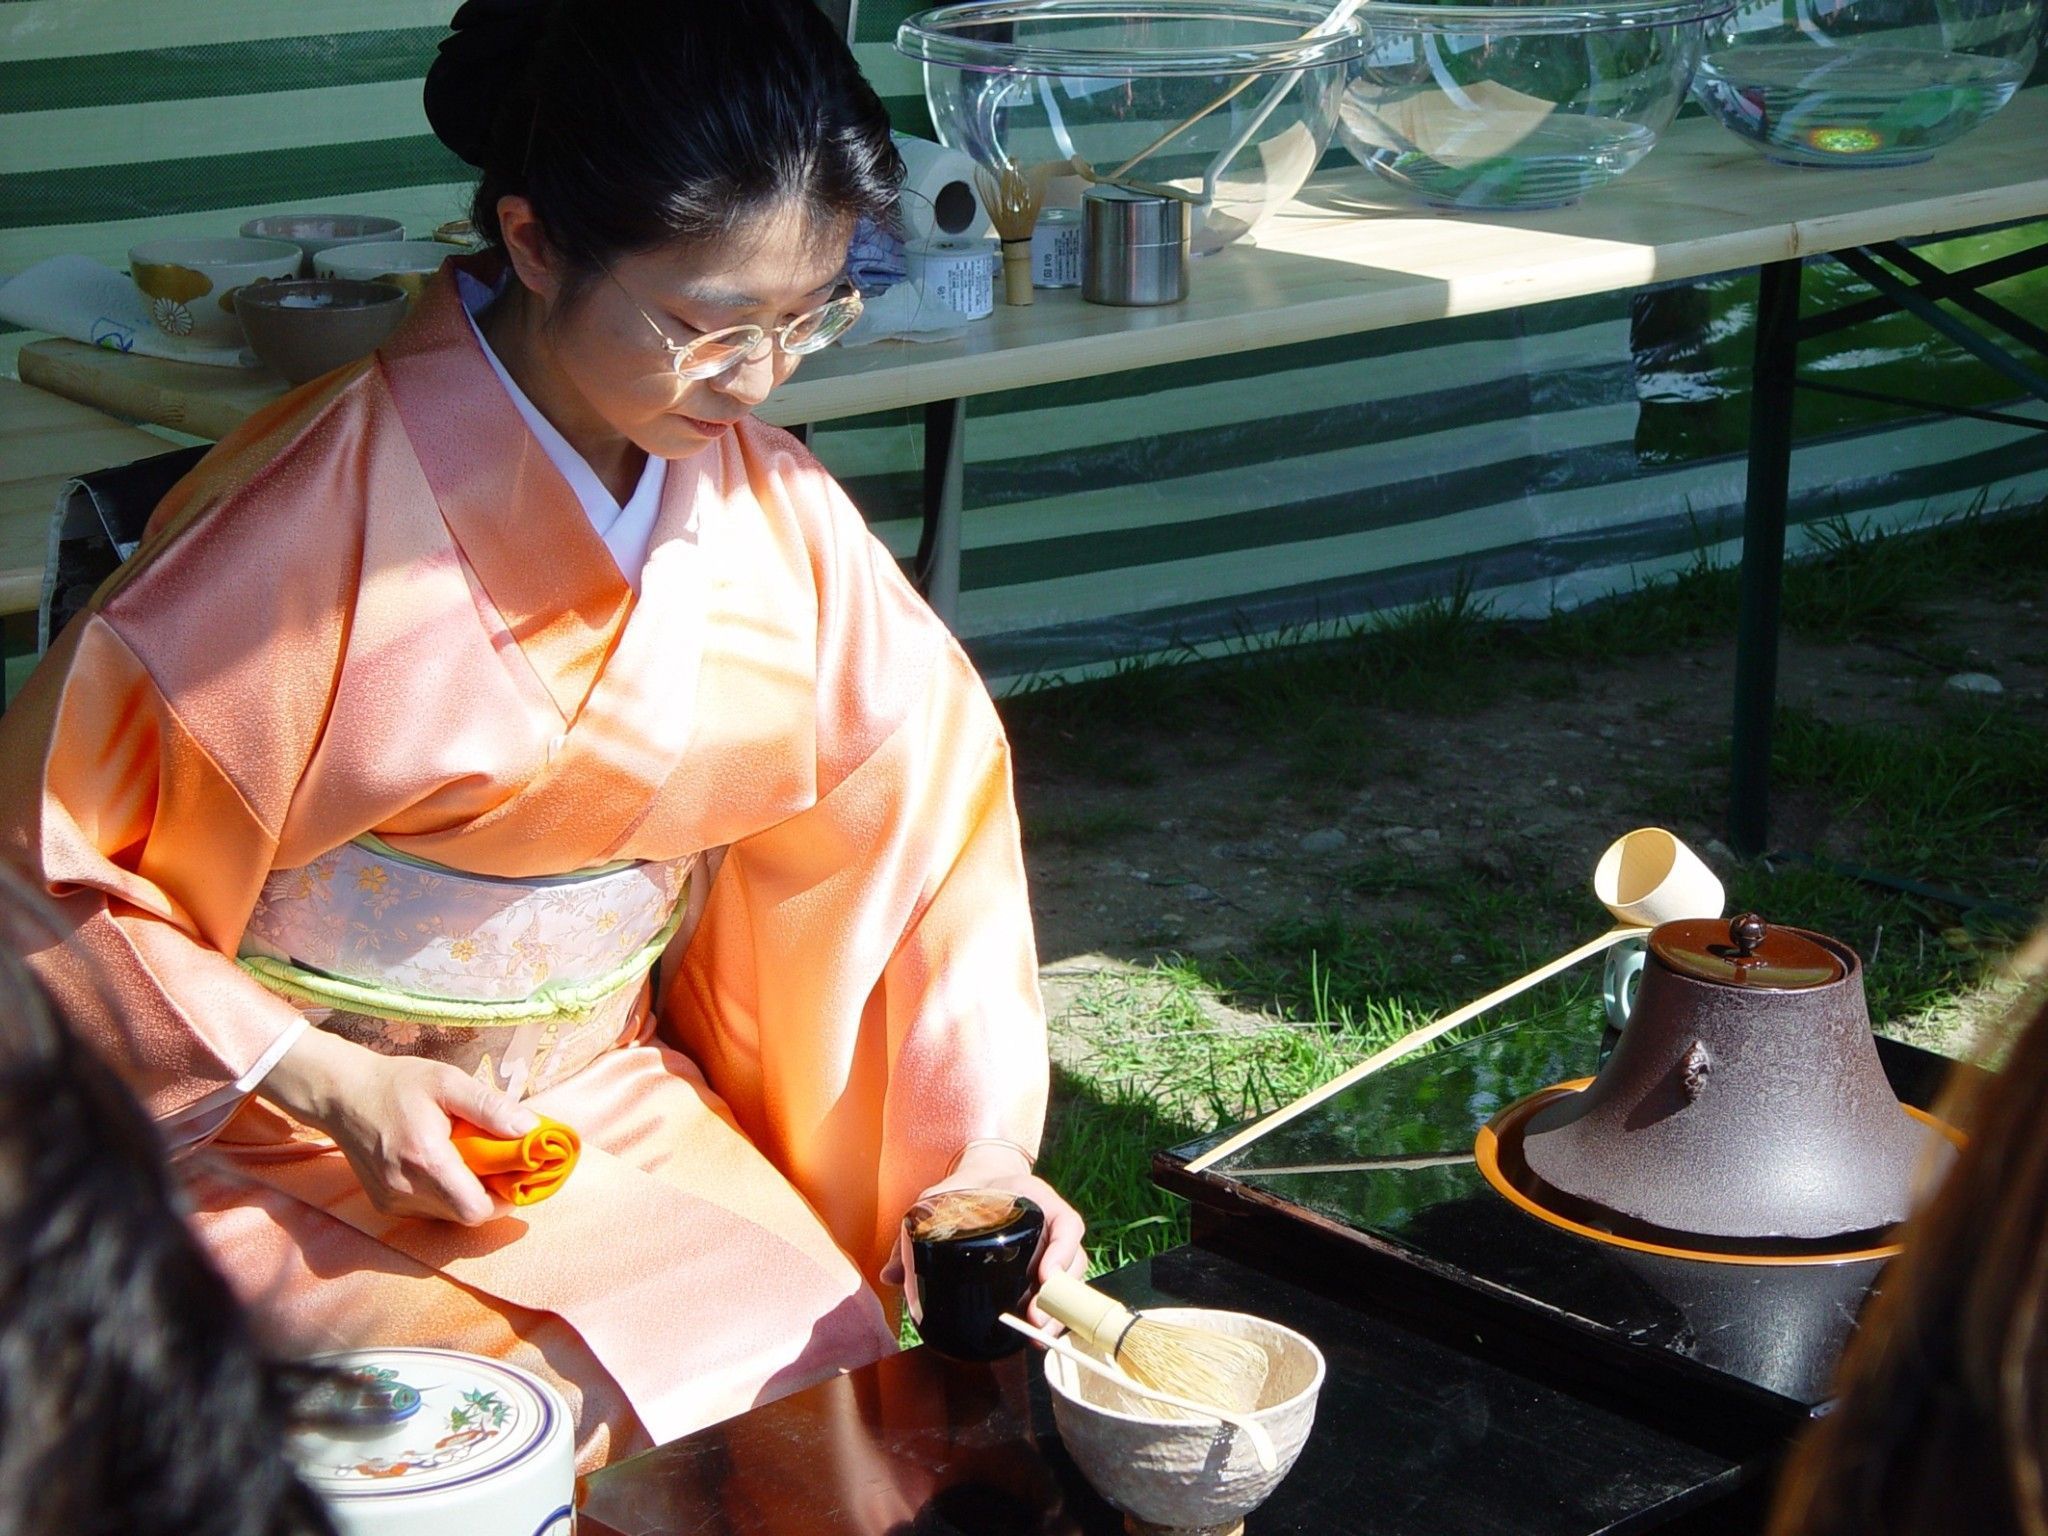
[999,1314,1281,1472]
[1000,242,1035,306]
[1184,925,1640,1174]
[1034,1271,1136,1354]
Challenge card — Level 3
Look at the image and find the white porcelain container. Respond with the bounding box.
[287,1347,575,1536]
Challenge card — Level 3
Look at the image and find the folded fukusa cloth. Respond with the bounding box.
[450,1117,582,1206]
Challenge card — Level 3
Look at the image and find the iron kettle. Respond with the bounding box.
[1521,913,1950,1244]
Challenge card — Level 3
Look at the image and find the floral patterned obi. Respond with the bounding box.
[239,836,696,1101]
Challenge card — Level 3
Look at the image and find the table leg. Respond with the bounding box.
[915,397,966,625]
[1729,259,1803,859]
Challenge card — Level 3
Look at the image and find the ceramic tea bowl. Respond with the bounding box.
[240,213,405,275]
[128,235,302,348]
[1045,1307,1324,1536]
[314,239,457,304]
[234,278,408,384]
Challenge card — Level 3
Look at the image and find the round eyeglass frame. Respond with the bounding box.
[602,263,864,382]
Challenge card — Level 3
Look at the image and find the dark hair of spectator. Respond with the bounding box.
[0,865,338,1536]
[1768,932,2048,1536]
[424,0,901,280]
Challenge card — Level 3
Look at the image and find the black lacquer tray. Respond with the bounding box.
[1156,1011,1971,1452]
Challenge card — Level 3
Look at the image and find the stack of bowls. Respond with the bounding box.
[127,211,457,382]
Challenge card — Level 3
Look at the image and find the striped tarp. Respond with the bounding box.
[4,0,2043,690]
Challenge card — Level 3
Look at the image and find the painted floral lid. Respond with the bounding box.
[287,1348,573,1535]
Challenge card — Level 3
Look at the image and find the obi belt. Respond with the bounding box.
[239,836,696,1101]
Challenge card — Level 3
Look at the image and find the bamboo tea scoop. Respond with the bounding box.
[999,1313,1280,1472]
[1186,827,1725,1173]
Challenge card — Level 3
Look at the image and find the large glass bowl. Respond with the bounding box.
[1691,0,2042,167]
[898,0,1369,254]
[1336,0,1734,209]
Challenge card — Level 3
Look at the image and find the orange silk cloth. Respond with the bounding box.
[451,1118,582,1206]
[0,260,1050,1467]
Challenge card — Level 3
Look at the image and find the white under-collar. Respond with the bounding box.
[457,268,666,586]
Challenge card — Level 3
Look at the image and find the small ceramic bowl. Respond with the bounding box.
[128,235,303,349]
[314,239,456,304]
[1046,1308,1325,1536]
[239,213,405,275]
[234,278,408,385]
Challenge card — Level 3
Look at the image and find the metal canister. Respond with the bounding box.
[1082,186,1189,307]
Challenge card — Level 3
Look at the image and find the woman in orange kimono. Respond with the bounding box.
[0,0,1083,1471]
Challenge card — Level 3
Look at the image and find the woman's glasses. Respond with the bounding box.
[602,264,863,382]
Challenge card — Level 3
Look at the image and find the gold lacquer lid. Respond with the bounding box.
[1649,912,1845,989]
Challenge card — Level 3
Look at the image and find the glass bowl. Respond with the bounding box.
[1691,0,2042,167]
[898,0,1369,254]
[1336,0,1733,209]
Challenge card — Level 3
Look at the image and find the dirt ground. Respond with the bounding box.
[1016,586,2048,1057]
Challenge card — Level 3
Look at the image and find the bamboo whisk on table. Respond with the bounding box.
[1035,1272,1272,1413]
[975,162,1051,306]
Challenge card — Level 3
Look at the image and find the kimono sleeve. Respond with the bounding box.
[660,458,1049,1282]
[0,613,312,1152]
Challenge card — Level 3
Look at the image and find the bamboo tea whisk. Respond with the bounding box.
[1035,1272,1272,1413]
[975,162,1051,306]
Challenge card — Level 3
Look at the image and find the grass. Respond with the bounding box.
[1006,501,2048,1277]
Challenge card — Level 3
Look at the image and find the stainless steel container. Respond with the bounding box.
[1082,187,1189,307]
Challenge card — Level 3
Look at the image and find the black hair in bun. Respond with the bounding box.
[422,0,901,279]
[423,0,549,172]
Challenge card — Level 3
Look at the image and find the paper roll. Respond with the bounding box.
[893,133,989,244]
[904,237,998,320]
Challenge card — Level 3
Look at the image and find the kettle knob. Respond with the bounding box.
[1730,912,1768,958]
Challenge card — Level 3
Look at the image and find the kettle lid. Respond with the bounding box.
[1649,912,1845,989]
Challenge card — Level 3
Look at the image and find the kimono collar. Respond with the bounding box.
[378,254,636,720]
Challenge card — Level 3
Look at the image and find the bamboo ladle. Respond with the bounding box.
[1185,827,1725,1174]
[999,1313,1281,1472]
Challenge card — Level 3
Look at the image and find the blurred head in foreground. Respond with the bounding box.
[1770,926,2048,1536]
[0,864,334,1536]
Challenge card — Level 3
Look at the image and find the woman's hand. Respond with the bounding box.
[260,1029,538,1226]
[881,1141,1089,1329]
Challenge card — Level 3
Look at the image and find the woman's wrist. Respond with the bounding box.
[257,1028,362,1128]
[944,1137,1038,1183]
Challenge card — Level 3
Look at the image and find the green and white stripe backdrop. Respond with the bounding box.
[5,0,2044,690]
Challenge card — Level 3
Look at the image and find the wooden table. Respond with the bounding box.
[0,378,169,618]
[578,1245,1757,1536]
[18,94,2048,845]
[26,98,2048,434]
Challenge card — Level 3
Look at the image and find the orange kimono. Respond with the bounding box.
[0,271,1050,1470]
